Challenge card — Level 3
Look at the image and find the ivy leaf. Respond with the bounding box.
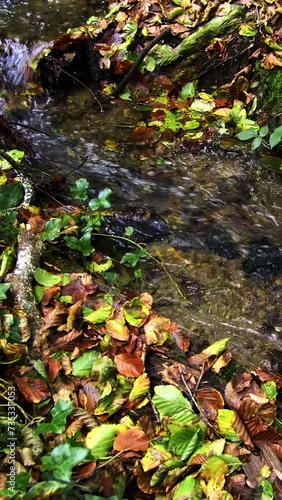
[65,232,94,256]
[36,400,74,435]
[70,178,89,202]
[85,424,116,459]
[72,350,100,377]
[23,481,68,499]
[42,442,88,483]
[88,188,112,210]
[0,182,23,209]
[39,218,64,241]
[34,268,61,287]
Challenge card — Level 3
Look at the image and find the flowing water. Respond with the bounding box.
[1,0,282,369]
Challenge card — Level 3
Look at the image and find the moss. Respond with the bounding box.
[255,63,282,114]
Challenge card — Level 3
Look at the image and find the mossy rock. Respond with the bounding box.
[255,63,282,115]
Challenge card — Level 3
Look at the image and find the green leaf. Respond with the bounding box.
[153,385,196,423]
[0,182,23,210]
[88,188,112,210]
[239,22,257,37]
[34,268,61,287]
[262,381,278,400]
[42,442,88,483]
[259,125,269,137]
[120,248,147,267]
[84,304,113,324]
[33,285,44,303]
[235,129,258,141]
[251,136,262,150]
[36,400,74,435]
[23,481,67,499]
[85,424,116,459]
[0,283,11,300]
[180,81,197,99]
[269,125,282,149]
[169,427,200,461]
[70,178,89,202]
[72,350,100,377]
[65,232,94,256]
[259,479,274,500]
[217,409,241,442]
[0,149,24,170]
[153,44,179,66]
[173,475,204,499]
[39,218,64,241]
[201,338,230,357]
[190,99,215,113]
[125,226,134,237]
[183,120,200,130]
[33,359,48,380]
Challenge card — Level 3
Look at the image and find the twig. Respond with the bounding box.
[179,367,213,429]
[51,59,104,112]
[111,27,171,97]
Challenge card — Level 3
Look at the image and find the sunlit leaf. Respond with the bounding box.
[122,297,150,326]
[129,373,150,401]
[114,428,149,452]
[173,475,204,500]
[217,409,241,442]
[144,316,170,345]
[190,99,215,113]
[0,149,24,170]
[72,350,100,377]
[141,444,172,472]
[85,424,116,458]
[84,304,112,324]
[34,268,61,287]
[114,353,144,377]
[201,338,230,358]
[239,23,257,37]
[188,439,226,465]
[169,427,200,461]
[42,442,88,482]
[153,385,195,423]
[262,381,278,400]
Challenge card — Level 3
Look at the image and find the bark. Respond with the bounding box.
[7,228,46,360]
[166,5,246,82]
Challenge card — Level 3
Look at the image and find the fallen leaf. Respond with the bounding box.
[113,428,149,452]
[16,377,51,403]
[114,353,144,377]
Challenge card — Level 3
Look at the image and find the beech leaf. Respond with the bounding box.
[85,424,116,459]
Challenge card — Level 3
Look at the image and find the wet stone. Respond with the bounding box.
[242,244,282,279]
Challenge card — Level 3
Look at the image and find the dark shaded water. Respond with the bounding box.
[1,0,282,369]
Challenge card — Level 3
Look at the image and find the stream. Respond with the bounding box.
[1,0,282,370]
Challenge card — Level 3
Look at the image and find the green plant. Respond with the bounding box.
[235,124,282,150]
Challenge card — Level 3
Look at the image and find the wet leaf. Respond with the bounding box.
[0,283,11,300]
[114,428,149,452]
[70,178,89,202]
[141,444,172,472]
[114,353,144,377]
[85,424,116,458]
[144,316,170,345]
[169,427,200,461]
[16,376,51,403]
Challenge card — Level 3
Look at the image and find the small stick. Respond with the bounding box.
[111,27,171,97]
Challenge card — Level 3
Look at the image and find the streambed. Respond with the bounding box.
[1,0,282,369]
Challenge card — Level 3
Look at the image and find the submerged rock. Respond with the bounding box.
[99,213,171,243]
[242,244,282,279]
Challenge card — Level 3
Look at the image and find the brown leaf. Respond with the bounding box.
[0,340,27,361]
[114,429,149,452]
[196,387,224,421]
[263,52,282,69]
[16,377,51,403]
[73,461,96,480]
[42,285,61,306]
[52,329,82,351]
[42,301,68,331]
[78,381,100,413]
[45,356,62,382]
[232,409,254,448]
[256,367,282,389]
[114,353,144,377]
